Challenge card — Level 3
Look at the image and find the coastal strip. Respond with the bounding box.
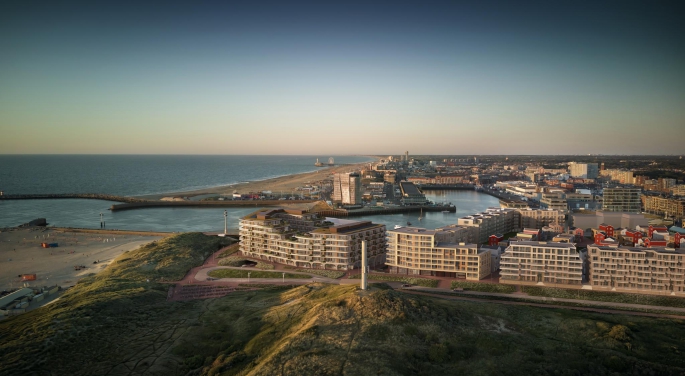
[0,194,147,203]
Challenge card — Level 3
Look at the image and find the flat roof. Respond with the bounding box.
[399,181,423,196]
[510,241,577,249]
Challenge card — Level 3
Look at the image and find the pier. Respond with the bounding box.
[315,204,456,218]
[109,199,318,211]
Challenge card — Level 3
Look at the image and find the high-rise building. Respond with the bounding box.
[405,151,409,162]
[239,208,387,270]
[603,187,642,213]
[333,172,362,205]
[568,162,599,179]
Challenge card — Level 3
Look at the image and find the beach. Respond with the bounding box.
[138,158,378,200]
[0,228,161,290]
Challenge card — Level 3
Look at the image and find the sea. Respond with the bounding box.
[0,155,500,231]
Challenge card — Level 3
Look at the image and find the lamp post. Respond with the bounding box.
[100,212,103,229]
[282,272,285,284]
[223,210,228,235]
[248,272,251,283]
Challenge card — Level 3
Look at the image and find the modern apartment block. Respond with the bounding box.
[540,193,568,212]
[239,208,386,270]
[500,241,583,286]
[603,187,642,213]
[517,208,565,230]
[333,172,362,205]
[456,208,565,244]
[643,196,685,218]
[457,208,519,243]
[588,245,685,294]
[386,227,491,280]
[569,162,599,179]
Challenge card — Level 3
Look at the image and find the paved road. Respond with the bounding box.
[401,290,685,320]
[403,286,685,314]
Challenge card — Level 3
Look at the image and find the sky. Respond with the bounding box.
[1,1,684,155]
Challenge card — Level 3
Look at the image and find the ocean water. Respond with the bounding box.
[0,155,500,231]
[0,155,373,196]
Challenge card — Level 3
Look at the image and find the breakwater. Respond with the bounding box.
[110,199,318,212]
[315,204,456,218]
[0,194,147,203]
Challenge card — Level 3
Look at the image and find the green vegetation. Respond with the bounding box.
[294,269,346,279]
[451,281,517,293]
[208,269,311,279]
[0,232,232,375]
[4,231,685,375]
[522,286,685,308]
[216,243,241,258]
[349,273,439,287]
[218,256,275,269]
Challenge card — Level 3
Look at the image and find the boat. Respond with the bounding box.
[394,225,403,230]
[314,158,324,167]
[418,208,423,221]
[407,221,412,226]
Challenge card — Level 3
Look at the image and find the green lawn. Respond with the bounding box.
[451,281,517,293]
[349,273,439,287]
[295,269,346,279]
[522,286,685,308]
[208,269,312,279]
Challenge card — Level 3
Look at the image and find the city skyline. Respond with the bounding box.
[2,1,684,155]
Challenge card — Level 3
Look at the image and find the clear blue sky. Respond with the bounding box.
[1,1,684,155]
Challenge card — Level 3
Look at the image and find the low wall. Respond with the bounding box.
[110,199,317,211]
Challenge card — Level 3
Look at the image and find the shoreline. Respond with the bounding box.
[136,157,380,200]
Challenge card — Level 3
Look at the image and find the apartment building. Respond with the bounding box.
[517,208,565,229]
[569,162,599,179]
[643,196,685,218]
[600,169,635,185]
[239,208,386,270]
[603,187,642,213]
[540,193,568,212]
[333,172,362,205]
[457,208,519,243]
[386,227,491,280]
[588,245,685,294]
[500,241,583,286]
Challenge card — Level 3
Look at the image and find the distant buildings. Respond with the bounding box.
[643,195,685,218]
[572,211,648,230]
[333,172,362,205]
[500,241,583,287]
[386,227,491,280]
[569,162,599,179]
[603,187,642,213]
[239,208,386,270]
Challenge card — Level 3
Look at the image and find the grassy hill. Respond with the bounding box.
[2,233,685,375]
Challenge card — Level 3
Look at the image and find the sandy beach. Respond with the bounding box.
[0,228,161,290]
[137,157,379,200]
